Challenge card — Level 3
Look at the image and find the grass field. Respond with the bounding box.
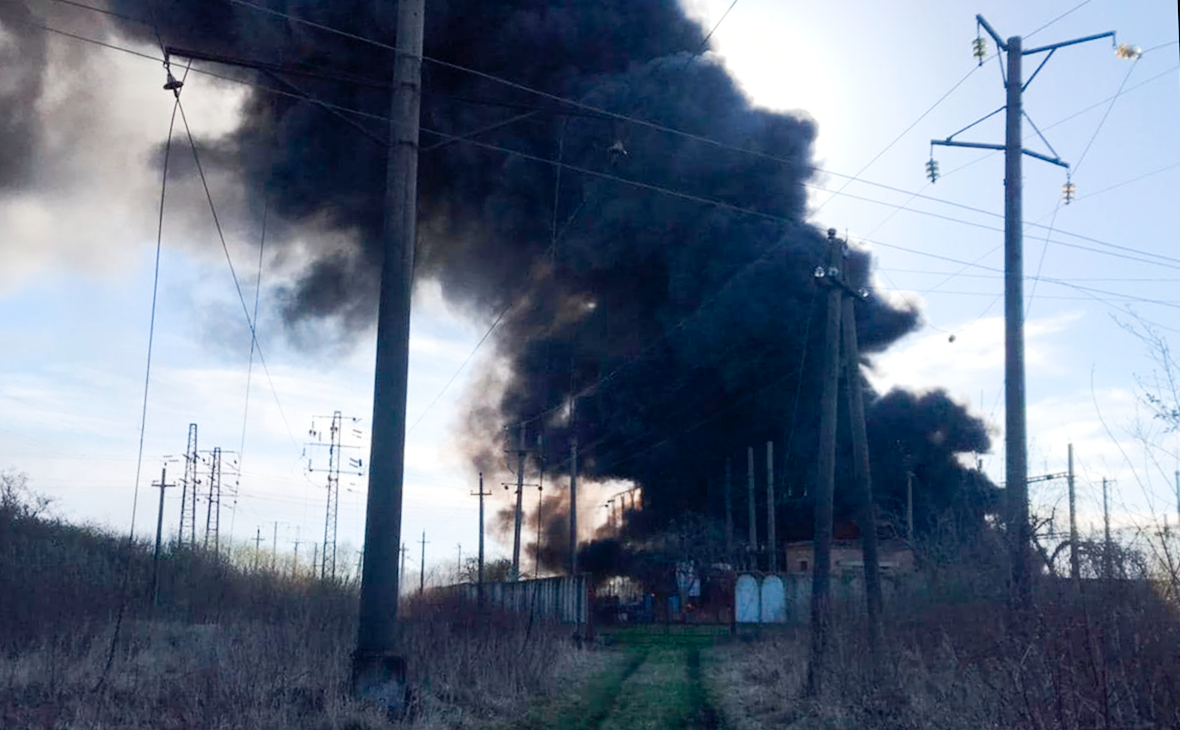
[498,626,730,730]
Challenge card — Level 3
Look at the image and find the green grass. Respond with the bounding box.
[494,628,728,730]
[599,623,732,650]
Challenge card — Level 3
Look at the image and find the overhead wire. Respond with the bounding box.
[20,26,1179,342]
[16,11,1180,485]
[19,13,1180,276]
[407,302,513,434]
[1024,0,1093,40]
[173,97,303,456]
[128,61,188,541]
[812,61,985,214]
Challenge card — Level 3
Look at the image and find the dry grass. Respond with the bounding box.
[707,578,1180,730]
[0,479,587,729]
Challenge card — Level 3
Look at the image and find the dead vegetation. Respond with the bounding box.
[708,548,1180,730]
[0,471,586,729]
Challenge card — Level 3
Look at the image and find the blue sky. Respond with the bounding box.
[1,0,1177,582]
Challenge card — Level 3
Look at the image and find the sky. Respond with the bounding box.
[1,0,1178,583]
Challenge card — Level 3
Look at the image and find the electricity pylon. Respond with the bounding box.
[307,412,364,580]
[928,14,1127,610]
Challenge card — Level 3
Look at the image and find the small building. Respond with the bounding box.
[784,539,915,577]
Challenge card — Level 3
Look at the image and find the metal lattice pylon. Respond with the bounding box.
[323,412,342,580]
[204,447,222,552]
[180,423,199,549]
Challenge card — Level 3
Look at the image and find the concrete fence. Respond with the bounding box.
[451,575,591,626]
[734,571,909,624]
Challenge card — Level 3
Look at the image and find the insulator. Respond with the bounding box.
[1062,181,1077,205]
[1115,43,1142,60]
[925,158,940,183]
[813,266,826,279]
[858,288,869,300]
[972,37,988,63]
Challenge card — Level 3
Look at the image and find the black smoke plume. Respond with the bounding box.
[1,0,998,547]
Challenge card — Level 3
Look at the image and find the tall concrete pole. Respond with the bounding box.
[906,470,914,542]
[766,441,777,572]
[353,0,424,707]
[724,456,734,564]
[419,530,427,595]
[151,464,173,608]
[807,229,843,696]
[512,422,526,580]
[747,446,757,566]
[478,472,486,593]
[842,294,882,653]
[1103,477,1112,580]
[569,438,578,575]
[1068,444,1080,586]
[1002,34,1032,611]
[932,14,1118,611]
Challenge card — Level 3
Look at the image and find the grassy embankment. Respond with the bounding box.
[0,474,596,729]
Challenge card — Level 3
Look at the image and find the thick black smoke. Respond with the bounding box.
[1,0,997,548]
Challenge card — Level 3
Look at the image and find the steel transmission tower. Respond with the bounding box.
[204,447,222,552]
[929,14,1125,609]
[179,423,200,549]
[200,447,239,554]
[307,412,364,580]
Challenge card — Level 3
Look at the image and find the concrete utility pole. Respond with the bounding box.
[535,479,544,579]
[902,451,914,542]
[511,422,526,580]
[472,472,491,602]
[271,521,279,572]
[724,456,734,564]
[569,438,578,575]
[419,531,429,595]
[807,229,843,696]
[1174,470,1178,527]
[1103,477,1112,580]
[747,446,757,566]
[931,14,1117,610]
[151,462,176,608]
[457,544,462,576]
[292,531,301,579]
[766,441,777,572]
[253,527,262,572]
[1068,444,1080,586]
[353,0,424,707]
[841,291,883,654]
[400,544,408,595]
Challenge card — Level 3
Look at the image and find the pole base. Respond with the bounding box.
[350,650,408,719]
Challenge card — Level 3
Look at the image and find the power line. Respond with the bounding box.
[699,0,741,49]
[17,15,1180,415]
[813,61,985,213]
[128,64,187,540]
[1073,57,1141,177]
[1025,0,1093,40]
[22,15,1180,276]
[173,97,302,456]
[1072,160,1180,202]
[407,301,513,434]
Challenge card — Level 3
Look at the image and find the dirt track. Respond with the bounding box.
[499,626,727,730]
